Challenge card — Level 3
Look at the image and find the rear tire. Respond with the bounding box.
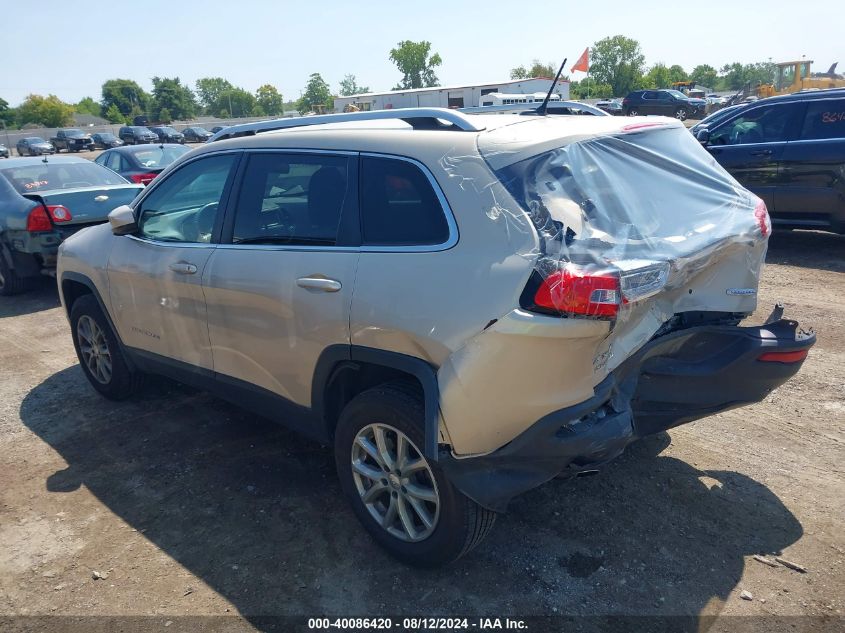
[0,253,31,296]
[627,108,639,116]
[674,107,688,121]
[70,294,142,399]
[335,382,496,567]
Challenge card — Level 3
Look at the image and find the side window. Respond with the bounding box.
[360,157,450,246]
[232,153,349,246]
[94,153,107,167]
[106,153,122,171]
[800,99,845,140]
[137,154,236,243]
[710,104,800,146]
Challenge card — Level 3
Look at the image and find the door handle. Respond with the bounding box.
[169,262,198,275]
[296,276,342,292]
[750,149,773,157]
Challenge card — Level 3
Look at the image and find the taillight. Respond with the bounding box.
[26,206,52,232]
[46,204,72,223]
[758,350,808,363]
[130,173,157,185]
[754,199,770,237]
[533,265,621,318]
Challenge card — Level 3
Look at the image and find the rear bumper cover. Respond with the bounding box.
[440,314,815,512]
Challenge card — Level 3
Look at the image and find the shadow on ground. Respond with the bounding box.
[0,280,59,318]
[20,367,803,629]
[766,230,844,272]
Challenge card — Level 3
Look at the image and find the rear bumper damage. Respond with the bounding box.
[440,313,815,512]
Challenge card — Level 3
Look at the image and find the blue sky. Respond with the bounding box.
[2,0,840,105]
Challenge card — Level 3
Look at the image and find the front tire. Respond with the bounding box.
[627,108,639,116]
[70,294,142,399]
[335,382,496,567]
[674,107,688,121]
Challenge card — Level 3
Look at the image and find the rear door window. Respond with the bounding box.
[359,156,450,246]
[710,103,802,145]
[799,99,845,140]
[231,153,351,246]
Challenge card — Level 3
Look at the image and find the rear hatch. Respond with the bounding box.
[480,116,771,372]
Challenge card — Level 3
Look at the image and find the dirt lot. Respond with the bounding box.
[0,230,843,633]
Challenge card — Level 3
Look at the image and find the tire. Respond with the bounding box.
[627,108,639,116]
[674,107,688,121]
[69,294,142,400]
[335,382,496,567]
[0,252,31,296]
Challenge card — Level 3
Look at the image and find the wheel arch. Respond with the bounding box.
[313,345,441,461]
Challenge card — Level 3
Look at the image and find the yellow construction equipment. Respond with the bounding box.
[758,60,845,97]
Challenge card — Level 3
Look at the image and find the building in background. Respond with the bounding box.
[333,78,569,113]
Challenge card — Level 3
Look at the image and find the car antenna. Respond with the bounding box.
[42,155,48,164]
[535,58,567,116]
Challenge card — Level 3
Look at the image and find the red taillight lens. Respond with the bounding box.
[46,204,72,223]
[758,350,808,363]
[130,173,156,185]
[754,199,770,237]
[26,206,53,232]
[534,266,621,318]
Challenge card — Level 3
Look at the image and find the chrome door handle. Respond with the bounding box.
[169,262,198,275]
[296,277,342,292]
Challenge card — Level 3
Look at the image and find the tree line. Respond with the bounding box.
[0,36,778,129]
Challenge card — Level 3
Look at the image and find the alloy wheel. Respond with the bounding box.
[77,315,112,384]
[675,108,688,121]
[351,423,440,542]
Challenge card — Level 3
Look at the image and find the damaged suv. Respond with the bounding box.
[57,108,814,566]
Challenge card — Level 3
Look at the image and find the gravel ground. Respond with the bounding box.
[0,229,842,633]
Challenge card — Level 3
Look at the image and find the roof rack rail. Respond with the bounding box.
[209,107,485,142]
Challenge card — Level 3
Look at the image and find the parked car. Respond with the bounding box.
[94,143,191,185]
[689,103,747,136]
[133,115,149,127]
[210,125,229,134]
[118,126,159,145]
[695,88,845,233]
[622,89,706,120]
[182,126,212,142]
[0,156,143,295]
[595,98,623,115]
[91,132,123,149]
[149,126,185,144]
[0,144,8,159]
[16,137,55,156]
[50,129,95,153]
[57,108,813,566]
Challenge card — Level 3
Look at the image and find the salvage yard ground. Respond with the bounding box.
[0,230,843,629]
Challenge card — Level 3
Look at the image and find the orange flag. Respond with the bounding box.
[571,48,589,73]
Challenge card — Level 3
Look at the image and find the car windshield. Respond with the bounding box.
[158,127,178,134]
[192,128,210,134]
[98,133,117,140]
[130,145,190,168]
[666,90,687,99]
[25,137,47,144]
[0,162,127,193]
[65,130,85,137]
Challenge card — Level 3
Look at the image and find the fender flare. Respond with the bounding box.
[312,345,442,461]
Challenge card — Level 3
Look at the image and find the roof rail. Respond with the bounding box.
[209,107,485,142]
[459,101,608,117]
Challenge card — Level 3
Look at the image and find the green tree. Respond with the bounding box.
[75,97,100,116]
[0,97,14,128]
[589,35,646,97]
[101,79,149,118]
[668,64,688,84]
[104,103,124,123]
[570,78,613,99]
[338,74,370,96]
[645,63,672,88]
[510,59,557,80]
[158,107,172,124]
[17,94,75,127]
[213,87,255,118]
[690,64,718,90]
[251,104,266,117]
[389,40,442,89]
[150,76,196,121]
[255,84,284,115]
[296,73,333,114]
[195,77,234,110]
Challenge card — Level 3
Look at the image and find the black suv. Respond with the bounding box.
[695,88,845,233]
[622,89,706,120]
[149,126,185,144]
[118,126,159,145]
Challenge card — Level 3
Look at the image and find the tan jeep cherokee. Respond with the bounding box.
[57,108,814,566]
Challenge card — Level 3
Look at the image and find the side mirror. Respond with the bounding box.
[695,128,711,145]
[108,205,137,236]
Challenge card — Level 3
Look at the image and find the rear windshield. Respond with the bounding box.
[0,162,127,193]
[130,145,190,168]
[492,124,757,261]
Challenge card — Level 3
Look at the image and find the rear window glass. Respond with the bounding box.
[0,162,127,193]
[800,99,845,140]
[131,146,190,168]
[360,157,450,246]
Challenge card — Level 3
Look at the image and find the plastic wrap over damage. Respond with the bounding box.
[436,116,772,459]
